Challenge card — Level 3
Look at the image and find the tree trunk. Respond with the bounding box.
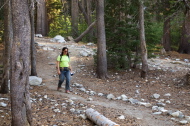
[0,0,12,94]
[139,1,148,78]
[11,0,32,125]
[74,21,96,42]
[163,17,171,51]
[162,0,171,51]
[36,0,48,36]
[86,108,120,126]
[96,0,108,79]
[86,0,93,42]
[30,0,37,76]
[178,9,190,54]
[71,0,79,38]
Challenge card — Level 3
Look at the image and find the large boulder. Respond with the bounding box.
[29,76,42,86]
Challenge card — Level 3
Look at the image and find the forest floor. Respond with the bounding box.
[0,37,190,126]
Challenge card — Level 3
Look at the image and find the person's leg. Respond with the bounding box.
[64,70,71,92]
[57,70,65,90]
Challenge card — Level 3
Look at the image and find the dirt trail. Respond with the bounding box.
[35,37,177,126]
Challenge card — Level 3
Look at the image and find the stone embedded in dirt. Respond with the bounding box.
[138,102,152,107]
[166,100,171,104]
[97,93,104,96]
[164,93,171,97]
[79,114,87,119]
[120,94,128,100]
[156,102,166,107]
[179,120,188,125]
[152,93,160,99]
[153,112,162,115]
[117,115,125,120]
[0,102,7,107]
[171,111,184,118]
[87,98,93,101]
[128,98,139,104]
[106,94,115,100]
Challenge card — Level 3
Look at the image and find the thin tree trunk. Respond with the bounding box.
[96,0,108,79]
[86,0,93,42]
[78,1,88,24]
[0,0,12,94]
[139,1,148,78]
[30,0,37,76]
[162,0,171,51]
[36,0,48,36]
[74,21,96,42]
[71,0,79,38]
[11,0,32,125]
[178,8,190,54]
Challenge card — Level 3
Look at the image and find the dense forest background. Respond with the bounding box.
[0,0,190,71]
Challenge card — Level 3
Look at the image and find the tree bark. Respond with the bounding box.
[36,0,48,36]
[86,108,120,126]
[0,0,12,94]
[162,0,171,51]
[71,0,79,38]
[139,1,148,78]
[74,21,96,42]
[96,0,108,79]
[30,0,37,76]
[178,8,190,54]
[11,0,32,125]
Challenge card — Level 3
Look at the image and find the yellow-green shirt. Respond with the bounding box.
[57,55,70,67]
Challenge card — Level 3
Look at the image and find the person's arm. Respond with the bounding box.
[57,61,61,75]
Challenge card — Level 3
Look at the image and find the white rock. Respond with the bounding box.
[166,100,171,104]
[52,35,66,43]
[117,115,125,120]
[179,120,188,125]
[139,102,152,107]
[29,76,42,86]
[107,94,115,100]
[0,102,7,107]
[153,112,162,115]
[44,95,47,99]
[121,94,128,100]
[70,108,75,113]
[171,111,181,117]
[35,34,43,37]
[185,116,190,122]
[153,93,160,99]
[53,109,60,113]
[164,93,171,97]
[98,93,104,96]
[87,98,93,101]
[79,114,87,119]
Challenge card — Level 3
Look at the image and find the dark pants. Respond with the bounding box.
[58,68,71,91]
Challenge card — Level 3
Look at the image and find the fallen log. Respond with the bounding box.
[85,108,120,126]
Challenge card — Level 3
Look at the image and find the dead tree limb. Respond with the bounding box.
[74,21,96,42]
[86,108,120,126]
[78,1,88,24]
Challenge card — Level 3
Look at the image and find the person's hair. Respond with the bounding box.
[60,47,69,57]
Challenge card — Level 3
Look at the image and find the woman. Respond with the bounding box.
[56,47,72,93]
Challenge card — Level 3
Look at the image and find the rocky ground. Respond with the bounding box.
[0,37,190,126]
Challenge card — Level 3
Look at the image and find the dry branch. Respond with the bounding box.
[74,21,96,42]
[86,108,120,126]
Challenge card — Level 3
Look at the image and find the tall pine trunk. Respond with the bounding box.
[0,0,12,94]
[96,0,108,79]
[11,0,32,125]
[139,1,148,78]
[30,0,37,76]
[71,0,79,38]
[178,9,190,54]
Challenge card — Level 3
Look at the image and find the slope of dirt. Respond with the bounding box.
[0,37,190,126]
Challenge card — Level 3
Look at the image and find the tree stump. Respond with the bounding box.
[85,108,120,126]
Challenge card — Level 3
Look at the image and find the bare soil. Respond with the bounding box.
[0,37,190,126]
